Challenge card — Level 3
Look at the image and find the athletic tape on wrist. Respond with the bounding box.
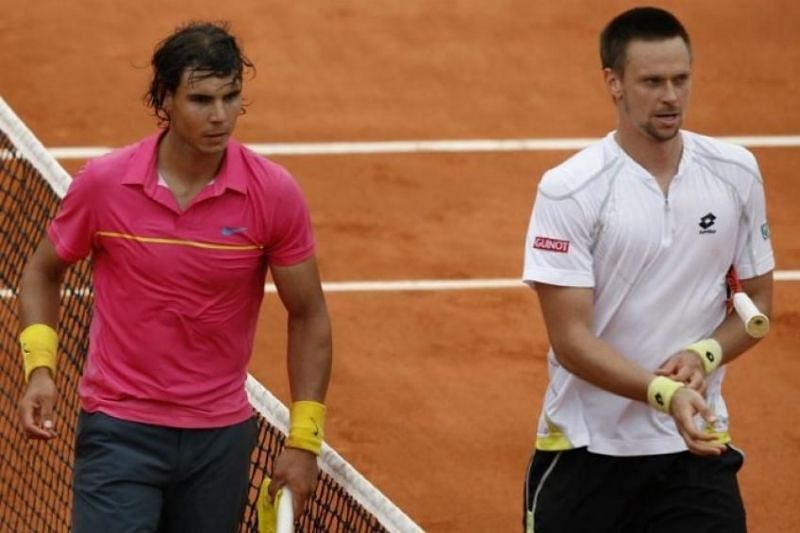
[647,376,684,413]
[19,323,58,382]
[685,338,723,375]
[286,400,326,455]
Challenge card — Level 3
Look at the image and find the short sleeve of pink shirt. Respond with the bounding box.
[47,162,100,263]
[263,167,315,267]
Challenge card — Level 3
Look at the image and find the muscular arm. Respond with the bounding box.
[19,237,68,328]
[270,256,332,402]
[268,256,332,512]
[534,283,653,402]
[17,237,69,439]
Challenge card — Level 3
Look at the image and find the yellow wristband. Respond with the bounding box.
[685,338,723,375]
[647,376,684,413]
[19,323,58,382]
[286,400,326,455]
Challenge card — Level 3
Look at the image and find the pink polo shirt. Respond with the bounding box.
[47,132,315,428]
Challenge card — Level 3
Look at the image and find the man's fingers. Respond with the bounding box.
[19,400,36,429]
[20,406,53,439]
[39,399,57,436]
[685,426,718,442]
[656,360,677,374]
[292,490,308,517]
[670,368,691,383]
[19,377,59,440]
[686,438,725,456]
[24,425,52,439]
[686,371,705,391]
[267,476,285,502]
[679,428,726,455]
[671,391,726,456]
[697,403,717,425]
[675,414,725,455]
[40,402,54,427]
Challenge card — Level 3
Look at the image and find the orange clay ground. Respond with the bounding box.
[2,1,798,531]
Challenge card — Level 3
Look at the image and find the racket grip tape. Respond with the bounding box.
[732,292,770,338]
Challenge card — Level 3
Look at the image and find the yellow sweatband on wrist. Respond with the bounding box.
[19,323,58,382]
[647,376,684,414]
[286,400,326,455]
[685,338,723,375]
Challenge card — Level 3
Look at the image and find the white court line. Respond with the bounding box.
[1,271,798,299]
[315,278,524,293]
[308,270,800,292]
[47,135,800,159]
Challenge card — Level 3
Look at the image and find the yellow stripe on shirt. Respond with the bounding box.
[96,231,264,251]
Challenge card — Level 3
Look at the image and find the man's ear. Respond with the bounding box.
[603,68,623,101]
[163,91,174,114]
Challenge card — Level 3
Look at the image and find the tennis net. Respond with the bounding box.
[0,97,421,533]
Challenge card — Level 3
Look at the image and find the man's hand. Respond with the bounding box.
[18,367,58,440]
[669,387,725,456]
[268,447,320,517]
[656,351,707,395]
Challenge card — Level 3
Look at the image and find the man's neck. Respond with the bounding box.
[157,129,226,186]
[615,125,683,191]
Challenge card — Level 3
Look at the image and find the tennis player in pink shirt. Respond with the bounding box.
[17,22,331,532]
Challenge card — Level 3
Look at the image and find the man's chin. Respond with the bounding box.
[195,141,228,155]
[646,125,681,142]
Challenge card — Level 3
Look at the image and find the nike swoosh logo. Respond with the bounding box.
[312,419,320,437]
[221,226,248,236]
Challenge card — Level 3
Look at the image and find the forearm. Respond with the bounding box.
[286,308,332,402]
[537,283,655,403]
[271,257,332,458]
[553,329,654,403]
[17,239,67,385]
[18,257,64,328]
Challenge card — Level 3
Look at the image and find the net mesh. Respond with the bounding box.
[0,99,419,533]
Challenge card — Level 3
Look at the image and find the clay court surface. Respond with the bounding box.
[2,1,799,531]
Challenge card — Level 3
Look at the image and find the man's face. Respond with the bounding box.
[163,70,242,155]
[606,37,692,142]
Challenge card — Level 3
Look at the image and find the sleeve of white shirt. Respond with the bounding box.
[732,154,775,280]
[522,173,596,288]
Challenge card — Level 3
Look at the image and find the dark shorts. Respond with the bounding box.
[522,446,746,533]
[72,410,257,533]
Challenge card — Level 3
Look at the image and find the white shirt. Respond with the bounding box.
[522,131,775,456]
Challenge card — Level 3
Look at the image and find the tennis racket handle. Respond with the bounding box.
[733,292,770,338]
[276,487,294,533]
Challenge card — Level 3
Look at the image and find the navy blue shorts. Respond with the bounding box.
[523,446,746,533]
[72,410,257,533]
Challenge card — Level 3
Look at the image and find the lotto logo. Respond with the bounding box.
[533,236,570,253]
